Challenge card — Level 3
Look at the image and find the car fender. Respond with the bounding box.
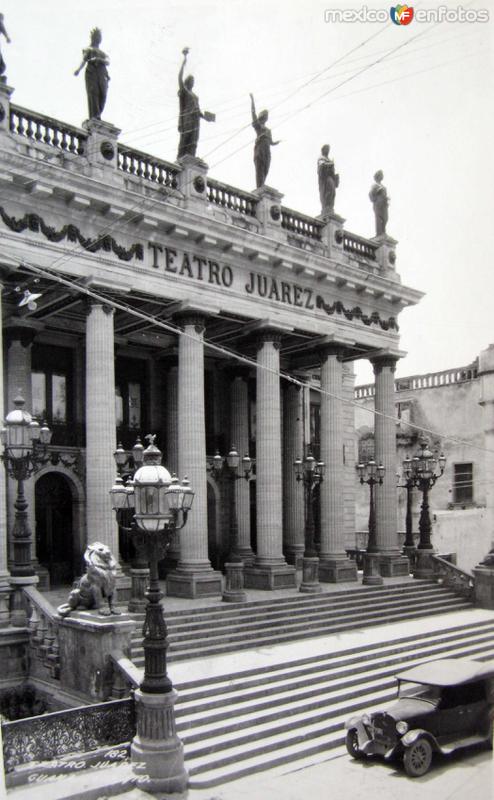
[401,729,440,752]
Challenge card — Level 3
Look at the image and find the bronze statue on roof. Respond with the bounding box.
[177,47,215,160]
[74,28,110,120]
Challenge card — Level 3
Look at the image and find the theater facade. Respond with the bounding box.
[0,81,423,603]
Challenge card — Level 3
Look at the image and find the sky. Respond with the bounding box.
[2,0,493,384]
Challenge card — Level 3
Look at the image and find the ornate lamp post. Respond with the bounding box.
[0,396,51,579]
[113,438,149,612]
[357,459,385,586]
[407,438,446,579]
[294,451,325,594]
[110,434,194,794]
[398,457,416,560]
[212,446,252,602]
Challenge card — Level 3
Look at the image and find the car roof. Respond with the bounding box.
[396,658,494,686]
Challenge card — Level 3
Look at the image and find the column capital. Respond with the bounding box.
[317,342,348,362]
[254,328,284,351]
[84,298,114,317]
[4,324,38,348]
[371,353,401,374]
[174,311,206,333]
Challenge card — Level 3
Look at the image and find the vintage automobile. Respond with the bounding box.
[344,658,494,777]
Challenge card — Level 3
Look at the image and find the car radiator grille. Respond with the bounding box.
[371,712,398,747]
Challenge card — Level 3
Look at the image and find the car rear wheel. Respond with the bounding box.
[403,737,433,777]
[346,729,365,760]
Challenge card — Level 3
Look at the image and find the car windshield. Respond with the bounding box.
[398,680,441,705]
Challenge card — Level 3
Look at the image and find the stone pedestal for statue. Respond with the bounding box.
[83,118,121,172]
[299,556,323,594]
[222,562,246,603]
[413,548,435,580]
[253,185,285,241]
[362,553,383,586]
[0,82,14,136]
[319,211,345,259]
[9,575,38,627]
[177,154,209,210]
[473,552,494,609]
[131,688,188,795]
[58,612,135,702]
[371,234,398,277]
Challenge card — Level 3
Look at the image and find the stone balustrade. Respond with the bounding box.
[10,104,87,155]
[355,360,479,399]
[117,144,180,189]
[24,585,60,680]
[342,231,378,261]
[206,178,257,216]
[281,207,323,241]
[431,554,474,599]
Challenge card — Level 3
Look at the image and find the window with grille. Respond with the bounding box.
[453,463,473,504]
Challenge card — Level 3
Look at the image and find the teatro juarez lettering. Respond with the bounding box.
[148,242,316,309]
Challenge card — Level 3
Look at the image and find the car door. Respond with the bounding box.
[436,681,487,741]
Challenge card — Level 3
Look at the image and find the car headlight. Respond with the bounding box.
[396,721,409,735]
[362,714,371,726]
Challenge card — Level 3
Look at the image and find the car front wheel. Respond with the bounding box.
[403,737,433,777]
[346,729,365,760]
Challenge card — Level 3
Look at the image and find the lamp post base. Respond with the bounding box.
[362,553,383,586]
[131,688,188,795]
[413,548,435,580]
[299,556,323,594]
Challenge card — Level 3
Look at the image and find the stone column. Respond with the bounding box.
[164,361,180,565]
[230,371,253,564]
[0,283,10,625]
[244,331,296,589]
[283,382,305,570]
[166,315,221,598]
[318,346,357,582]
[371,355,409,577]
[85,303,121,564]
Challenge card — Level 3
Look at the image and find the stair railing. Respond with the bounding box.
[23,585,61,680]
[109,651,142,699]
[431,554,474,599]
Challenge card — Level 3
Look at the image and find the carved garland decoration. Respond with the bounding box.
[315,295,398,331]
[0,206,144,262]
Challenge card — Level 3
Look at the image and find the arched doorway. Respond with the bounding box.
[35,472,74,586]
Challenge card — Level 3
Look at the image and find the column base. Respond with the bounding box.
[362,553,383,586]
[380,553,411,578]
[131,689,188,795]
[244,563,296,590]
[319,558,358,583]
[166,569,222,598]
[413,549,435,580]
[235,547,255,567]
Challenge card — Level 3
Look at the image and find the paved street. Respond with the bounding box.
[44,743,491,800]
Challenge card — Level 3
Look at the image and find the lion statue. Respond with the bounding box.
[57,542,121,617]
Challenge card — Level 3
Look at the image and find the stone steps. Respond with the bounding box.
[171,618,494,787]
[130,581,473,664]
